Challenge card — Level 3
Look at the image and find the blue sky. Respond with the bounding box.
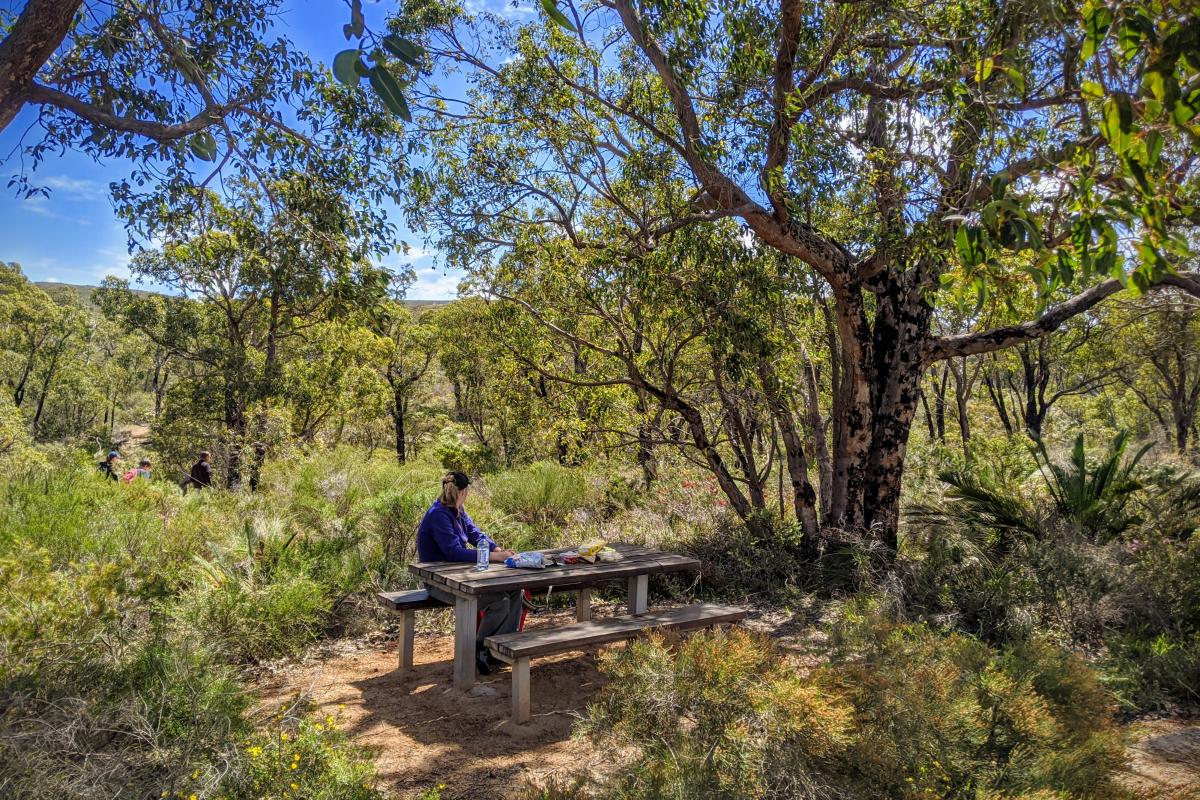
[0,0,532,299]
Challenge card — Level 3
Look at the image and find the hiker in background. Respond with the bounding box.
[182,451,213,493]
[97,450,120,481]
[122,459,152,482]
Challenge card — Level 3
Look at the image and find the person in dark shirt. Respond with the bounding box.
[182,451,213,493]
[97,450,120,481]
[416,471,518,675]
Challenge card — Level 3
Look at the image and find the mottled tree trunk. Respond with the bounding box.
[859,270,932,547]
[0,0,83,133]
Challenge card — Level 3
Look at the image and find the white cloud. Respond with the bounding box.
[42,175,106,201]
[403,245,437,261]
[463,0,537,20]
[93,246,133,282]
[22,196,60,218]
[408,268,463,300]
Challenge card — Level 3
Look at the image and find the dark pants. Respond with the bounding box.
[426,584,523,644]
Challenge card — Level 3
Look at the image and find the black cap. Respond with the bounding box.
[448,471,470,490]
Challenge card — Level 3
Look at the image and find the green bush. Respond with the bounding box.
[0,544,251,799]
[487,460,598,527]
[568,621,1128,800]
[431,429,496,474]
[683,512,811,600]
[184,568,332,664]
[211,708,384,800]
[1105,630,1200,710]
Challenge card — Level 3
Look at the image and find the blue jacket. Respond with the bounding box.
[416,500,497,562]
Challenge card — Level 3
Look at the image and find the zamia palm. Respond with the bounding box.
[914,432,1151,545]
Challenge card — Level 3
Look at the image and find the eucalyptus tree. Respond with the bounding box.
[1111,290,1200,454]
[486,222,826,540]
[2,0,410,233]
[400,0,1200,547]
[97,178,394,486]
[369,302,437,464]
[0,264,87,439]
[980,315,1115,442]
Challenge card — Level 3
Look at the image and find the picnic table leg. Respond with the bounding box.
[627,575,648,615]
[453,595,478,691]
[512,657,531,724]
[397,610,415,671]
[576,587,591,622]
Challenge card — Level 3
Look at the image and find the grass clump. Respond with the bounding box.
[487,460,598,528]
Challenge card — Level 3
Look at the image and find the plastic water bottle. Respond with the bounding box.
[475,544,490,571]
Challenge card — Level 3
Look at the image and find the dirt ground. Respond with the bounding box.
[1123,717,1200,797]
[255,604,1200,800]
[255,605,623,800]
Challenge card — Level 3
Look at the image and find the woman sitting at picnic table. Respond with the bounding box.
[417,471,518,675]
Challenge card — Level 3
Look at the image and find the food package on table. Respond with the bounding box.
[577,541,606,563]
[504,551,546,569]
[556,550,580,565]
[596,546,623,563]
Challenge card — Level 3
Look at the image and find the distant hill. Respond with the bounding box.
[34,282,451,311]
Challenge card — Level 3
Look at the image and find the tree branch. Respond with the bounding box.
[926,272,1200,362]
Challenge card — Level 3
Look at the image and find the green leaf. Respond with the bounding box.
[344,0,364,40]
[368,65,412,122]
[333,49,362,86]
[1001,66,1025,95]
[383,35,425,67]
[955,226,985,267]
[1100,94,1133,152]
[540,0,577,32]
[188,131,217,161]
[1080,80,1104,99]
[975,57,994,84]
[1082,1,1113,61]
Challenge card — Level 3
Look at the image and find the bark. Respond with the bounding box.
[982,366,1014,435]
[758,358,820,542]
[0,0,83,133]
[392,390,408,464]
[800,354,832,519]
[859,268,932,545]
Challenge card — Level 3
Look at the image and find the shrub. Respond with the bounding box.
[431,429,496,474]
[827,613,1126,798]
[1105,630,1200,710]
[0,545,251,799]
[582,627,854,800]
[183,567,332,664]
[366,486,436,587]
[488,461,598,527]
[572,622,1128,800]
[212,708,384,800]
[683,512,811,600]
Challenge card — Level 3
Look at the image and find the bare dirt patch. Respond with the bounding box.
[255,607,613,800]
[1123,717,1200,798]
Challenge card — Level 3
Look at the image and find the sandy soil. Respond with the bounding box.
[1123,717,1200,798]
[255,606,618,800]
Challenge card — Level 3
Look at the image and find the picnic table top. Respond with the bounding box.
[408,542,699,596]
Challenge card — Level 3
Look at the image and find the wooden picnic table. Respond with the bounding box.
[408,542,700,690]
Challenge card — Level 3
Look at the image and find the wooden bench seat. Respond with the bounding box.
[485,602,747,723]
[378,590,450,670]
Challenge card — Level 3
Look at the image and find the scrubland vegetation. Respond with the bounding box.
[4,0,1200,797]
